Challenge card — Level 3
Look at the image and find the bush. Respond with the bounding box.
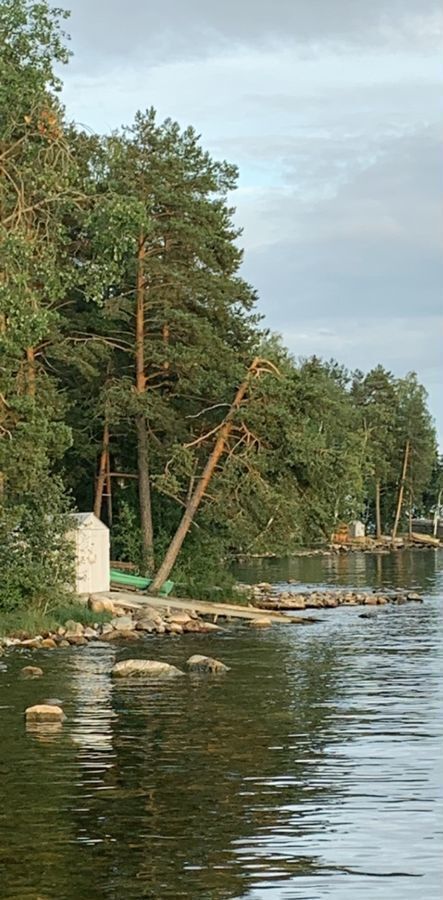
[0,476,74,613]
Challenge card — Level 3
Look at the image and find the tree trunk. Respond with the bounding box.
[375,478,382,539]
[150,358,261,593]
[106,444,113,526]
[433,487,442,538]
[408,488,413,536]
[137,413,154,573]
[135,234,154,573]
[94,421,109,520]
[392,439,410,540]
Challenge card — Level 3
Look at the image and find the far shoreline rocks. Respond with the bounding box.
[250,583,423,611]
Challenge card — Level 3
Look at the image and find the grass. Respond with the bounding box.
[0,601,112,638]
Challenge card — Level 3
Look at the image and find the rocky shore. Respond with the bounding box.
[0,583,426,657]
[250,583,423,610]
[0,594,222,654]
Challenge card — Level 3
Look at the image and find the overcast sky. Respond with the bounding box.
[60,0,443,442]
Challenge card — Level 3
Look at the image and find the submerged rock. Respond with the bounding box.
[25,704,65,723]
[111,659,184,678]
[20,666,43,679]
[186,655,230,674]
[249,616,273,628]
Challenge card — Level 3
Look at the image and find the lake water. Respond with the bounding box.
[0,550,442,899]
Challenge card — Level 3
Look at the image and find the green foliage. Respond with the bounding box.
[0,601,111,637]
[0,476,74,612]
[0,1,439,614]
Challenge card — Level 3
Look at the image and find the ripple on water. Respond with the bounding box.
[0,552,442,899]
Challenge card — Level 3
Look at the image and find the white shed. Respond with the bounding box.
[349,520,365,539]
[67,513,110,595]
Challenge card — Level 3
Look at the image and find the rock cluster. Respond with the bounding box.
[0,596,224,654]
[112,655,229,678]
[251,584,423,611]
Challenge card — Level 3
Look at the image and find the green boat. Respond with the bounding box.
[110,569,174,596]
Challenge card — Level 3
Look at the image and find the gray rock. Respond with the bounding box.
[111,659,184,678]
[111,615,135,631]
[186,654,230,674]
[83,626,98,639]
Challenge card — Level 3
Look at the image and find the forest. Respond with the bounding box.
[0,0,441,611]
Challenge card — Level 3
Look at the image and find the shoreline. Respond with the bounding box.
[0,581,426,655]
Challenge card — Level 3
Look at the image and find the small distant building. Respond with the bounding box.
[349,520,365,539]
[67,512,110,595]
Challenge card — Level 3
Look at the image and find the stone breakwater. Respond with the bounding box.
[0,595,222,653]
[250,583,423,611]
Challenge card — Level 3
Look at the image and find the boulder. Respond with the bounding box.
[64,621,84,638]
[407,592,423,602]
[88,595,115,615]
[19,638,42,649]
[83,626,98,639]
[135,620,155,634]
[290,597,306,609]
[66,635,88,646]
[115,629,141,641]
[111,659,184,679]
[40,638,57,649]
[111,615,135,632]
[186,655,230,674]
[100,630,123,642]
[58,640,70,648]
[249,616,273,628]
[166,622,183,635]
[167,612,192,626]
[25,704,65,723]
[20,666,44,679]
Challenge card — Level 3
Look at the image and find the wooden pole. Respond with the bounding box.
[150,358,261,593]
[392,439,410,540]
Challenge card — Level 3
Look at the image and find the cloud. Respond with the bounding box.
[58,0,443,440]
[61,0,442,69]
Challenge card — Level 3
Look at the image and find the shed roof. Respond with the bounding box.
[70,512,108,530]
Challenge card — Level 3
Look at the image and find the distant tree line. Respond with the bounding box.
[0,1,440,609]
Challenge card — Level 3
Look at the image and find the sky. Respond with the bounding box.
[59,0,443,442]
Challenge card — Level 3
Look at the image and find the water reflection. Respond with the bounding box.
[0,552,441,900]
